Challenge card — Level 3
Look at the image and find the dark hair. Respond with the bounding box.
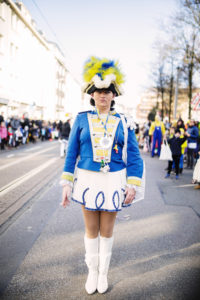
[175,129,180,134]
[90,98,115,110]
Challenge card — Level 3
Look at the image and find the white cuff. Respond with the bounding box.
[126,184,138,192]
[59,179,73,188]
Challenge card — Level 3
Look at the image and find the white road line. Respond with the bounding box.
[0,144,58,171]
[24,146,42,152]
[173,184,194,188]
[0,157,59,196]
[6,154,15,158]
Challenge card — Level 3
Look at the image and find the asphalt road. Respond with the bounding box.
[0,143,200,300]
[0,140,63,230]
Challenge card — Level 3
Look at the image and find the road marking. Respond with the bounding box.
[173,184,194,188]
[0,144,58,171]
[24,146,42,152]
[0,157,59,197]
[6,154,15,158]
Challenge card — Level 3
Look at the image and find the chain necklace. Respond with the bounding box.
[95,109,112,172]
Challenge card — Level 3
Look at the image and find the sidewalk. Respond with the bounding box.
[153,153,200,218]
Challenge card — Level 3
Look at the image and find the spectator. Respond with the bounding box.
[0,112,4,125]
[149,115,165,157]
[171,127,187,174]
[176,118,185,130]
[41,124,46,141]
[60,117,71,141]
[15,126,23,147]
[60,115,71,157]
[11,116,20,131]
[29,121,38,143]
[23,116,30,130]
[57,120,63,138]
[185,119,199,169]
[0,121,8,150]
[165,129,187,179]
[22,125,29,144]
[179,128,187,174]
[163,116,170,131]
[46,122,52,140]
[7,123,14,147]
[192,145,200,189]
[32,123,39,143]
[143,121,150,152]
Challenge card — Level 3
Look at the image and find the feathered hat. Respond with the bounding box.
[82,56,124,96]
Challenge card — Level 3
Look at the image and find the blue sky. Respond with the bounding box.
[20,0,178,108]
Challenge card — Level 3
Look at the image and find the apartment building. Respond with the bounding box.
[0,0,80,121]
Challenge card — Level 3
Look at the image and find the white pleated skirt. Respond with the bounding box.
[72,168,128,211]
[193,159,200,183]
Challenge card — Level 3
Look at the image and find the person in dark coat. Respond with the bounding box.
[176,118,185,130]
[186,119,199,169]
[11,117,20,131]
[60,116,71,157]
[60,119,71,140]
[165,129,187,179]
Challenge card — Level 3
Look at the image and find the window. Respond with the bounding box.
[15,46,18,57]
[0,34,4,52]
[11,12,18,31]
[10,42,14,58]
[0,2,6,20]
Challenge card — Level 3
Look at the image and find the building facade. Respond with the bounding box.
[136,87,200,124]
[136,90,160,124]
[0,0,80,121]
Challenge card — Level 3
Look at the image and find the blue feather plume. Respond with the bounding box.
[101,61,115,70]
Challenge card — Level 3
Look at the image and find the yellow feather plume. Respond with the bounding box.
[83,56,124,85]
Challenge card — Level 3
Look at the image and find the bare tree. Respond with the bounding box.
[182,0,200,30]
[182,0,200,64]
[183,33,197,118]
[163,42,179,121]
[151,38,179,121]
[169,0,200,118]
[151,62,168,120]
[149,0,200,120]
[150,42,170,120]
[166,58,174,122]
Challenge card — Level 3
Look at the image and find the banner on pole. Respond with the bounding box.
[192,93,200,111]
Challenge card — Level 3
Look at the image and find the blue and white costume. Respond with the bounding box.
[61,110,144,211]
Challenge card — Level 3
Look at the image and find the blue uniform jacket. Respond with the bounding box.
[187,126,199,143]
[61,110,144,186]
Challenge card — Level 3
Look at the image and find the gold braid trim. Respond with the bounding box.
[61,172,73,182]
[127,177,141,186]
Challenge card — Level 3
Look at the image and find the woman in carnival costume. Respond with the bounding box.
[61,56,144,294]
[149,115,165,157]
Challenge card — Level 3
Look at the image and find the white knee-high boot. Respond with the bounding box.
[97,236,114,294]
[84,235,99,294]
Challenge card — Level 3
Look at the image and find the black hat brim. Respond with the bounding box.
[84,83,121,97]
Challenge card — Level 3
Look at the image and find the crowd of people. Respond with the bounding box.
[0,112,71,150]
[1,112,199,189]
[138,116,200,188]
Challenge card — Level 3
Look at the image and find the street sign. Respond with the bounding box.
[192,93,200,111]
